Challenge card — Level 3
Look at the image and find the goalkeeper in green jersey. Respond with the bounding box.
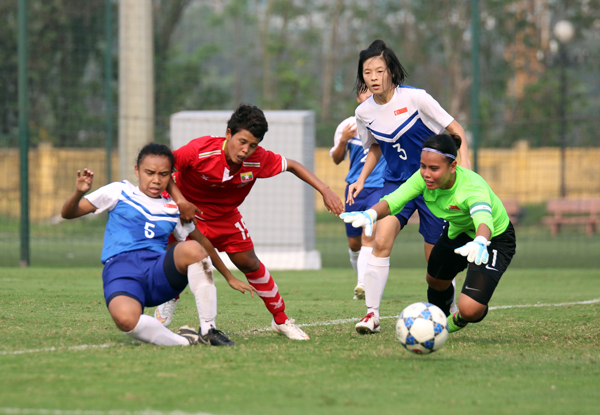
[341,133,516,333]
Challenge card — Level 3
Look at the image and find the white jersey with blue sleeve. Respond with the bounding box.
[85,180,194,264]
[355,85,453,182]
[330,116,386,188]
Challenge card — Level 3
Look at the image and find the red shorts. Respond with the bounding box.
[169,209,254,253]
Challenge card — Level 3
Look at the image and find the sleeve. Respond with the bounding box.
[464,190,495,235]
[417,90,454,133]
[329,120,349,158]
[172,221,196,242]
[257,148,287,178]
[355,110,376,150]
[84,182,123,214]
[173,139,199,171]
[382,170,425,216]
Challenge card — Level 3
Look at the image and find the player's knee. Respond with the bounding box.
[426,274,451,291]
[458,304,488,322]
[348,237,361,252]
[112,312,140,332]
[179,240,208,264]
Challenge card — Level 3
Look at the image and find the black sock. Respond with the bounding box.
[454,312,469,327]
[427,284,455,316]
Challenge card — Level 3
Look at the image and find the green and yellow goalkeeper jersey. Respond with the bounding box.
[382,166,510,239]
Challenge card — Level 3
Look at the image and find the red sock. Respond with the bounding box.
[245,262,288,324]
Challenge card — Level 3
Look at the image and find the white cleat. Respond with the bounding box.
[355,312,381,334]
[271,318,310,340]
[353,285,365,300]
[154,297,179,327]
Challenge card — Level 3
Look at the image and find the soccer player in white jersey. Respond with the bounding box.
[330,88,386,300]
[61,143,255,346]
[347,40,471,335]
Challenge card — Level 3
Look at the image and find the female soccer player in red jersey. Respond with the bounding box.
[159,104,344,340]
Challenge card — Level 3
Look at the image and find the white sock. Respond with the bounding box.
[188,258,217,336]
[357,246,373,287]
[125,314,189,346]
[364,255,390,319]
[349,248,359,275]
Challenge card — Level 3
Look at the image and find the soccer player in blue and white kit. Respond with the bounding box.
[347,40,471,335]
[61,143,255,346]
[330,88,387,300]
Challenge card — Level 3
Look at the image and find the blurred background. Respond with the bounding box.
[1,0,599,269]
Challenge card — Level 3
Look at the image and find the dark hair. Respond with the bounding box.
[423,134,462,165]
[136,143,175,171]
[355,39,409,94]
[227,104,269,142]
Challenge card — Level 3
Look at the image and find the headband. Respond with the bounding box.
[422,147,456,160]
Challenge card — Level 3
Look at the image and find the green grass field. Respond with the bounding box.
[1,267,599,415]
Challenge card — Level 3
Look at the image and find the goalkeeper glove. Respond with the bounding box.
[454,235,491,265]
[340,209,378,237]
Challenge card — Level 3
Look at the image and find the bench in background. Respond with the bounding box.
[541,198,600,236]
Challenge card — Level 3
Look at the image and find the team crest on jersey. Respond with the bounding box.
[448,205,462,211]
[394,107,408,117]
[163,203,179,215]
[241,172,254,183]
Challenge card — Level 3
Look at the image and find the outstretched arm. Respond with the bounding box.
[166,178,202,224]
[61,169,98,219]
[188,229,256,297]
[286,158,344,215]
[346,143,381,205]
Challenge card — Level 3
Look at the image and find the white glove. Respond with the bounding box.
[340,209,378,237]
[454,235,491,265]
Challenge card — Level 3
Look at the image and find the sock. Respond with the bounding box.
[348,248,359,275]
[187,258,217,336]
[364,255,390,319]
[125,314,189,346]
[454,312,469,327]
[357,246,373,287]
[427,284,455,317]
[245,262,287,324]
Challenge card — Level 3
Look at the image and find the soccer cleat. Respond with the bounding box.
[271,318,310,340]
[355,312,381,334]
[154,297,179,327]
[353,284,365,300]
[199,328,236,346]
[447,312,468,333]
[177,325,199,345]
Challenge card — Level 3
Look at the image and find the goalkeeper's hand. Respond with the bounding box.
[454,236,491,265]
[340,209,378,237]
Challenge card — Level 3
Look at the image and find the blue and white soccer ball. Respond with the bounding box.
[396,302,449,355]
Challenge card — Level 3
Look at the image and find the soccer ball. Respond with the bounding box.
[396,302,449,355]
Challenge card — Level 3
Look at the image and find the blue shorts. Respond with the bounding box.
[102,248,187,309]
[344,185,384,238]
[381,180,446,245]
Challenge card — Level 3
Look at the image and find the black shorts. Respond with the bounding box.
[427,222,517,283]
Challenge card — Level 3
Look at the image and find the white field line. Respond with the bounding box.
[1,298,598,356]
[0,409,221,415]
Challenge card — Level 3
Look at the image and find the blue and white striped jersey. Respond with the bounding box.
[85,180,193,264]
[355,85,453,182]
[330,116,386,188]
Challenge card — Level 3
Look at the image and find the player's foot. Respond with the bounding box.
[177,325,199,345]
[447,312,468,333]
[199,328,236,346]
[353,285,365,300]
[355,312,380,334]
[271,318,310,340]
[154,297,179,327]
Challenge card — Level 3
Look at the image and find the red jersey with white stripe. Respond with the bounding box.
[172,135,287,221]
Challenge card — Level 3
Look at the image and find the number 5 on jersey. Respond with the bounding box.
[144,222,156,238]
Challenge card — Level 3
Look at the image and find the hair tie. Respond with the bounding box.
[422,147,456,160]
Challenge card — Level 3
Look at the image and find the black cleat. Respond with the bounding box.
[177,325,199,345]
[199,328,236,346]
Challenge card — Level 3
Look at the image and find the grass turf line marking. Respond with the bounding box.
[0,409,221,415]
[2,298,598,354]
[238,298,600,334]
